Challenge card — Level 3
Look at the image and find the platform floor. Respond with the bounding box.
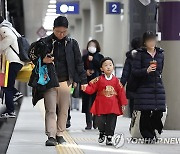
[6,97,180,154]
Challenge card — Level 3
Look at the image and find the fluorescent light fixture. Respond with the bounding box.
[49,0,56,4]
[48,5,56,9]
[47,9,56,13]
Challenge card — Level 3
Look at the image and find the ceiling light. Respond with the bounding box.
[48,5,56,9]
[47,9,56,13]
[49,0,56,4]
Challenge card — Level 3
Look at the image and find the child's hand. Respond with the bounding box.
[121,105,126,113]
[81,84,88,91]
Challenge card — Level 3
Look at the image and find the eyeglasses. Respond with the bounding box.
[54,29,67,35]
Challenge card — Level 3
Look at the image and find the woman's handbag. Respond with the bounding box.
[16,63,34,83]
[129,110,143,138]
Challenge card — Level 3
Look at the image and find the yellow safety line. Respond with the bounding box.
[56,131,84,154]
[37,100,84,154]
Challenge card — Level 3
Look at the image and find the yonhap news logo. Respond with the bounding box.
[112,133,180,148]
[113,133,125,148]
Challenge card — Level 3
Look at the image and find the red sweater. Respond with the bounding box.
[85,75,128,116]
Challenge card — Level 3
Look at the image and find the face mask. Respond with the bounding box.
[88,46,97,54]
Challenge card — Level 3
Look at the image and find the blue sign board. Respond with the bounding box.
[56,1,79,14]
[106,2,121,14]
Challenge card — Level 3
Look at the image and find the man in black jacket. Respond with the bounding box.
[29,16,87,146]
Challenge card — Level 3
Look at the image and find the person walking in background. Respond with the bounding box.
[132,31,166,143]
[29,16,87,146]
[82,40,104,130]
[120,37,142,117]
[0,16,24,118]
[82,57,127,146]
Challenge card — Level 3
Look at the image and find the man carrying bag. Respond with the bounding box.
[28,16,87,146]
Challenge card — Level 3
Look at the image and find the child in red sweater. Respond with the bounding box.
[82,57,127,146]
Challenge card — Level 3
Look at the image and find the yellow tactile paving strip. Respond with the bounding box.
[56,131,84,154]
[73,137,96,142]
[37,100,84,154]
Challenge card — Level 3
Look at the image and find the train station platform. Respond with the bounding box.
[6,97,180,154]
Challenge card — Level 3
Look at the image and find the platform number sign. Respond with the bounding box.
[106,2,121,14]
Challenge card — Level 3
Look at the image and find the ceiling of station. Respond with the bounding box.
[23,0,90,42]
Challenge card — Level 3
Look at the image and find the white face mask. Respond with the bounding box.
[88,46,97,54]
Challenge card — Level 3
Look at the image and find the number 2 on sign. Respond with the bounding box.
[112,4,117,13]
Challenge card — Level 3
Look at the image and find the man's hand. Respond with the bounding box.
[88,56,93,61]
[73,82,78,88]
[43,55,54,64]
[81,84,88,91]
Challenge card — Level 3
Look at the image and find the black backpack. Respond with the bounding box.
[4,26,30,62]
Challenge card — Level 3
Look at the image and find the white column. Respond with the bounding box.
[159,0,180,129]
[90,0,104,51]
[73,18,83,49]
[90,0,129,65]
[103,0,129,64]
[82,9,91,49]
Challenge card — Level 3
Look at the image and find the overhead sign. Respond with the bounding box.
[106,2,121,14]
[36,26,47,38]
[56,1,79,14]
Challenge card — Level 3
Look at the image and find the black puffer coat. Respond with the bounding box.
[132,47,166,111]
[121,50,137,99]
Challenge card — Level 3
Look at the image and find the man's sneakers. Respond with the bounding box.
[56,136,66,145]
[13,92,23,102]
[45,136,67,146]
[98,132,106,144]
[0,112,16,118]
[45,137,57,146]
[106,136,113,146]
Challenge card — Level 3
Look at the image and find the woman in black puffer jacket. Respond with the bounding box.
[132,31,166,142]
[121,37,142,117]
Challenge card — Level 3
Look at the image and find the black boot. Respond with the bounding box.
[93,116,97,129]
[66,119,71,128]
[98,132,106,144]
[106,136,113,146]
[85,123,92,130]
